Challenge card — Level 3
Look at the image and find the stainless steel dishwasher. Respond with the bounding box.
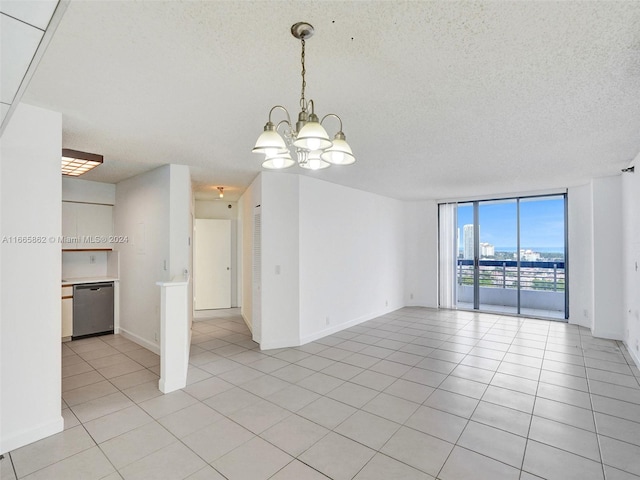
[73,282,114,339]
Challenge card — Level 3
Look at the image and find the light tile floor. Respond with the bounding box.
[2,307,640,479]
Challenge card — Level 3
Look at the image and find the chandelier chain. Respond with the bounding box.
[300,38,306,112]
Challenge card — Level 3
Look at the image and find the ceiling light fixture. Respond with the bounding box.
[61,149,103,176]
[217,186,224,198]
[253,22,356,171]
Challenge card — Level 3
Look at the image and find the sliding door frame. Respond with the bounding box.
[440,191,568,320]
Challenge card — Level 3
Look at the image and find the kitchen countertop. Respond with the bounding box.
[61,276,119,286]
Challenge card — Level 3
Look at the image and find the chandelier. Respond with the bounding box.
[252,22,356,170]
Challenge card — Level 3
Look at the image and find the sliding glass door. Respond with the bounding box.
[450,194,567,320]
[518,195,567,318]
[478,199,518,315]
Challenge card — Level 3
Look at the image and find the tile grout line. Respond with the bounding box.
[580,326,608,480]
[519,318,550,479]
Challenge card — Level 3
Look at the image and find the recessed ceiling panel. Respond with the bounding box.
[0,102,9,125]
[0,13,44,104]
[0,0,58,30]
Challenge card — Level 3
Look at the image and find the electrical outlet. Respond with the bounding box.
[385,300,388,307]
[155,332,159,342]
[89,255,95,264]
[325,316,330,326]
[410,293,414,300]
[636,339,639,352]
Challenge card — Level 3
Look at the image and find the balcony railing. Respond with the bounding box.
[457,260,565,292]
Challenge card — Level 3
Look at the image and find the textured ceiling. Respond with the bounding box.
[23,1,640,201]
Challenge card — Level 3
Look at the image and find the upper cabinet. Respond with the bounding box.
[62,201,113,249]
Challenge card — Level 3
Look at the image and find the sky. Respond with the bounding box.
[457,196,565,250]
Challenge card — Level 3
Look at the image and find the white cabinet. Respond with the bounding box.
[62,202,113,249]
[62,285,73,339]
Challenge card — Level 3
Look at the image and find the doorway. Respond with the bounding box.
[441,194,567,320]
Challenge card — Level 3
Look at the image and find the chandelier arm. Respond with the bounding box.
[307,99,316,115]
[320,113,344,133]
[268,105,293,126]
[275,120,291,131]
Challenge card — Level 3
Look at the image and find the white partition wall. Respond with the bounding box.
[622,154,640,366]
[242,172,409,350]
[115,164,191,353]
[0,103,63,453]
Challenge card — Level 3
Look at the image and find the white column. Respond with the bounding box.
[156,275,190,394]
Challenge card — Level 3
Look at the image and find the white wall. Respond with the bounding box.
[168,165,192,279]
[194,200,238,306]
[62,251,109,278]
[169,165,193,331]
[238,175,261,335]
[0,103,63,453]
[115,166,171,353]
[261,173,300,348]
[245,172,408,349]
[622,155,640,366]
[194,200,236,219]
[568,183,594,328]
[404,201,438,308]
[591,176,623,339]
[298,175,405,343]
[568,177,625,339]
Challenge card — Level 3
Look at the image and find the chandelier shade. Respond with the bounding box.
[293,120,332,151]
[321,133,355,165]
[262,150,295,170]
[252,123,288,156]
[252,22,356,170]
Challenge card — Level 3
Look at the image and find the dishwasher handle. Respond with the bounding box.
[74,282,114,292]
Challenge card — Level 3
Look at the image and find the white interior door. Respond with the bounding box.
[195,219,231,310]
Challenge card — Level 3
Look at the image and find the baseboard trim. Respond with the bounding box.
[625,341,640,369]
[118,327,160,355]
[257,306,400,351]
[259,337,303,351]
[0,415,63,455]
[299,309,391,346]
[591,328,624,341]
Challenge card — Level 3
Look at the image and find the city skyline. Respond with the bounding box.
[457,196,565,251]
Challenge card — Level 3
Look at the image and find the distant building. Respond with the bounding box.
[519,249,541,261]
[463,224,474,259]
[480,242,495,257]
